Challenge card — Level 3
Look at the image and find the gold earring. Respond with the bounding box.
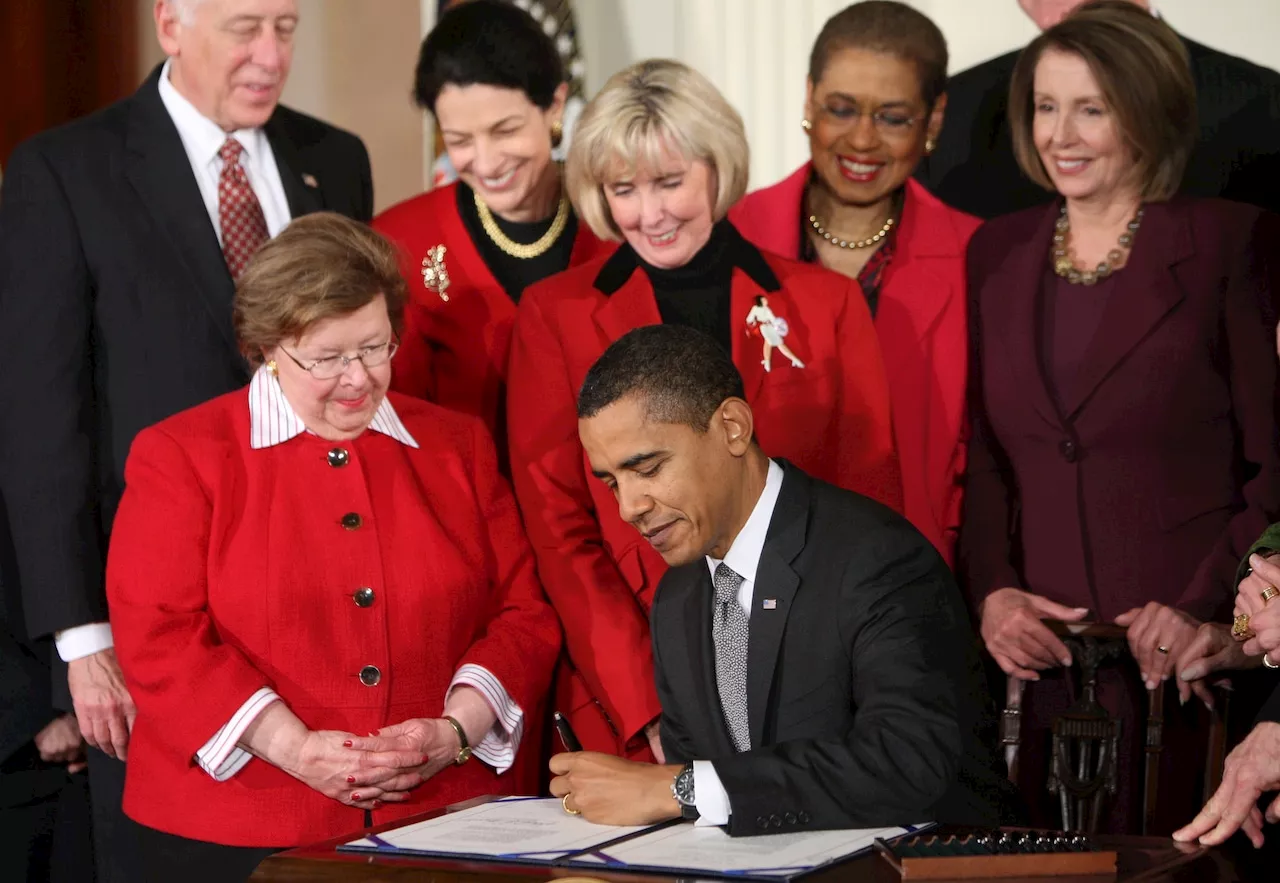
[550,119,563,148]
[925,137,936,155]
[801,118,812,132]
[266,360,278,376]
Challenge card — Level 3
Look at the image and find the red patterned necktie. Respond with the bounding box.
[217,137,270,279]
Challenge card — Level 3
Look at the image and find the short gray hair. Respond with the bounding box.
[164,0,207,26]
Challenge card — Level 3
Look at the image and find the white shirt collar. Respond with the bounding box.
[247,364,419,450]
[157,58,269,167]
[706,459,785,584]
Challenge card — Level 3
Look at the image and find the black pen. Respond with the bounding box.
[553,711,582,752]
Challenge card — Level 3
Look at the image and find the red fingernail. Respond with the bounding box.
[347,775,355,784]
[352,793,362,801]
[422,754,431,764]
[372,800,382,808]
[343,740,352,748]
[372,729,381,736]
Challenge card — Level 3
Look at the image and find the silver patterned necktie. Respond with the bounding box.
[712,562,751,752]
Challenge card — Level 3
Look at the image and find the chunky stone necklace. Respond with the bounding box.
[1052,204,1143,286]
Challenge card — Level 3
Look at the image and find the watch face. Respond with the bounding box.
[675,766,695,804]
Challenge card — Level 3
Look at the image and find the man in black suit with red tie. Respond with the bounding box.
[0,1,371,878]
[919,0,1280,218]
[548,326,1015,833]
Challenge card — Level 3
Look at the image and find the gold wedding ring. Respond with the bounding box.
[1262,585,1280,604]
[1156,646,1170,655]
[562,794,581,816]
[1265,653,1279,669]
[1233,613,1255,642]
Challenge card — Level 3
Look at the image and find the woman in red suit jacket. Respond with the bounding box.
[507,59,899,765]
[104,215,559,880]
[730,1,975,565]
[962,4,1280,833]
[372,0,612,440]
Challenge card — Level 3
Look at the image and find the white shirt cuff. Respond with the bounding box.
[194,687,280,781]
[54,622,114,662]
[693,760,732,826]
[448,664,522,774]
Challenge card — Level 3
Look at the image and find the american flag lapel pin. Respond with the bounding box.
[762,599,777,610]
[302,173,319,188]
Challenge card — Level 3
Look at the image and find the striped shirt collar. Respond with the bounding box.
[247,364,419,450]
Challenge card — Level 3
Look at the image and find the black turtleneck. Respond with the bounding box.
[642,220,735,354]
[456,180,578,304]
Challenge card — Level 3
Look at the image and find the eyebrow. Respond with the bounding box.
[823,92,913,108]
[590,450,663,479]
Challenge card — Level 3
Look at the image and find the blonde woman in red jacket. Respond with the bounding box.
[731,1,978,565]
[105,215,559,881]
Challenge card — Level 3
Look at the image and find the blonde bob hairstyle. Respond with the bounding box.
[566,59,749,241]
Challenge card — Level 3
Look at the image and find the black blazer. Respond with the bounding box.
[651,462,1016,835]
[0,66,373,648]
[918,37,1280,219]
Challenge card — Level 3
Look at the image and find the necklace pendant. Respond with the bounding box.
[421,244,451,302]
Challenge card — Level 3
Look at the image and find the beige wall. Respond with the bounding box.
[138,0,426,212]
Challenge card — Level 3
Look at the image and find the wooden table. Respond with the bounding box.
[250,801,1248,883]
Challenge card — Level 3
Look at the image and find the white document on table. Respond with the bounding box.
[340,796,651,861]
[566,821,930,878]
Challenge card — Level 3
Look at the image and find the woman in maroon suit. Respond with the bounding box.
[962,1,1280,833]
[507,59,899,767]
[373,0,611,440]
[105,215,560,881]
[730,0,976,567]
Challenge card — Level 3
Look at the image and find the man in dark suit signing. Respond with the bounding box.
[549,325,1014,834]
[0,1,371,878]
[919,0,1280,218]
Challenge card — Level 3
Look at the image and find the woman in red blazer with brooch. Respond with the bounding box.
[962,3,1280,834]
[507,59,899,766]
[105,215,559,880]
[730,1,976,566]
[373,0,611,442]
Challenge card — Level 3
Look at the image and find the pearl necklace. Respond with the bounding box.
[807,213,895,249]
[1052,205,1144,286]
[474,189,570,260]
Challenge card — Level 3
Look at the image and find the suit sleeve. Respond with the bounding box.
[711,523,975,834]
[506,291,663,747]
[106,427,273,763]
[833,277,903,512]
[651,589,698,765]
[0,142,108,640]
[1260,683,1280,724]
[957,234,1024,606]
[353,138,374,222]
[453,418,562,724]
[1175,211,1280,621]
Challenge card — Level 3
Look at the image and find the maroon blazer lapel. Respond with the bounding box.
[1062,201,1193,418]
[987,203,1064,429]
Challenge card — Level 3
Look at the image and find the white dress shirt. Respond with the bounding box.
[196,367,524,780]
[691,459,784,826]
[54,61,293,664]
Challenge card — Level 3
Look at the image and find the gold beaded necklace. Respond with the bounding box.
[807,213,895,250]
[473,189,570,260]
[1052,204,1144,286]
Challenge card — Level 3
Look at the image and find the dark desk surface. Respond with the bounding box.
[249,800,1252,883]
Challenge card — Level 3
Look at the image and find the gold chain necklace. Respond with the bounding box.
[473,189,570,259]
[1052,204,1144,285]
[807,213,895,249]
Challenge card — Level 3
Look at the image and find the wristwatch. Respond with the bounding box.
[672,762,699,820]
[444,716,472,765]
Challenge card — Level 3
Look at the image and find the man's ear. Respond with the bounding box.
[716,398,755,456]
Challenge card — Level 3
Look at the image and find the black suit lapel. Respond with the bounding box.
[264,114,323,218]
[681,566,737,758]
[123,67,239,355]
[746,462,808,749]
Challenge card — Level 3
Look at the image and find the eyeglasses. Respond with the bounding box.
[278,339,399,380]
[817,102,925,138]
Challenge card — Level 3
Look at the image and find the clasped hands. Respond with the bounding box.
[979,588,1212,705]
